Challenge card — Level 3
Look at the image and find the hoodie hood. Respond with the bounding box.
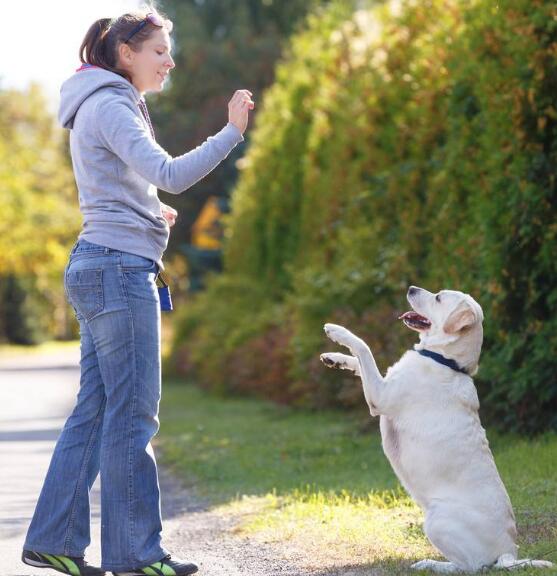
[58,65,141,129]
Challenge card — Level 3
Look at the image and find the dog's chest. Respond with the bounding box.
[379,410,452,503]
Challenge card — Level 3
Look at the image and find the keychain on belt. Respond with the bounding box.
[156,271,173,312]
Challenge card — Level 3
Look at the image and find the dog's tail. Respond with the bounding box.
[495,553,554,570]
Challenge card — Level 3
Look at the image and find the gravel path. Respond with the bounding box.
[157,466,304,576]
[157,465,376,576]
[0,348,367,576]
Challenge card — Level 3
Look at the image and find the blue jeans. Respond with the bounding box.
[24,239,169,572]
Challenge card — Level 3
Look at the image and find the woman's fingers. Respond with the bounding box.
[161,204,178,227]
[234,89,252,98]
[162,205,178,216]
[228,89,254,134]
[234,96,255,109]
[229,90,253,106]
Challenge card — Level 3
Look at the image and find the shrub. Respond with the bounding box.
[171,0,557,434]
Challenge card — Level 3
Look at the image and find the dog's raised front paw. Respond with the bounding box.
[320,353,339,368]
[320,352,346,369]
[323,323,355,346]
[320,353,360,376]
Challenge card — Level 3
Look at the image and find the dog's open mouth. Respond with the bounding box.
[398,311,432,331]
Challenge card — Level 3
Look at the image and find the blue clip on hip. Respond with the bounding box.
[156,271,173,312]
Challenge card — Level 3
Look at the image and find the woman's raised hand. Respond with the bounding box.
[228,90,255,135]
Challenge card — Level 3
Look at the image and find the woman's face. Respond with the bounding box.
[119,28,175,94]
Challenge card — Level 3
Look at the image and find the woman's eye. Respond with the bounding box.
[156,51,164,55]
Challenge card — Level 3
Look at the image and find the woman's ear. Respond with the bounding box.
[118,42,134,67]
[443,302,477,334]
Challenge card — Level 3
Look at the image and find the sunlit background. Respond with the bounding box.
[0,0,140,110]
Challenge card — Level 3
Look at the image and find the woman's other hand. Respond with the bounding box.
[228,90,255,135]
[161,203,178,227]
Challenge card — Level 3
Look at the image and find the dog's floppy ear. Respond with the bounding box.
[443,301,478,334]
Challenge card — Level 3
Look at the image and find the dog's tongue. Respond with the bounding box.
[398,311,425,321]
[398,311,432,328]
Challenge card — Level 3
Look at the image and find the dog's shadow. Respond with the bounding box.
[304,559,557,575]
[300,558,429,575]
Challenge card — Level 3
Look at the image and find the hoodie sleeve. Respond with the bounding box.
[95,96,243,194]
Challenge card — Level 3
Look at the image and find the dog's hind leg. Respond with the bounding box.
[320,352,360,376]
[422,503,516,573]
[411,560,461,573]
[323,323,385,415]
[494,554,553,570]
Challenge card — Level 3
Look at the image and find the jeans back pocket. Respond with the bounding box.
[65,269,104,321]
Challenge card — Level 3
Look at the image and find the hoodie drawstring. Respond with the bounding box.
[138,99,155,140]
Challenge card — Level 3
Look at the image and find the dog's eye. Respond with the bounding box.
[435,294,441,302]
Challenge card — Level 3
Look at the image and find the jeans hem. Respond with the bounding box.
[101,548,169,572]
[23,543,85,558]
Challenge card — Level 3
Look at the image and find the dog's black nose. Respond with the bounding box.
[408,286,419,296]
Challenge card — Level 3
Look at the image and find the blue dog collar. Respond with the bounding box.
[416,349,469,375]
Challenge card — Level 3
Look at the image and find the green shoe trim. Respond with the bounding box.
[143,561,176,576]
[41,553,81,576]
[158,562,176,576]
[60,556,81,576]
[42,554,71,573]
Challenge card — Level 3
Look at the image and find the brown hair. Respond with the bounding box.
[79,6,173,83]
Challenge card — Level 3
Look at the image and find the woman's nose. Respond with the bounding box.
[166,55,175,69]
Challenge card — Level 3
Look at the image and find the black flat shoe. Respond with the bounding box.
[22,549,105,576]
[112,554,198,576]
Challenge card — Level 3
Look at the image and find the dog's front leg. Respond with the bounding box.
[323,323,386,415]
[320,352,361,376]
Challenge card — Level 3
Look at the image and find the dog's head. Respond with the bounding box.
[399,286,484,375]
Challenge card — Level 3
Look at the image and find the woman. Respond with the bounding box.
[22,7,253,576]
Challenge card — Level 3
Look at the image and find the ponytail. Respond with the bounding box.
[79,18,116,69]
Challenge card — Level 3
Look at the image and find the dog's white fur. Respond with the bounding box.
[321,286,553,573]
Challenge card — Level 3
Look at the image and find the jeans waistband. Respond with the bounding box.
[71,239,116,255]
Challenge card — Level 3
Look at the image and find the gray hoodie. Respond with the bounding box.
[58,66,243,268]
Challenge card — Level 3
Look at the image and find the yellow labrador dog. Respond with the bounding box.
[321,286,552,573]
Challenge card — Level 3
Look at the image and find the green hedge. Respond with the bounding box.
[171,0,557,434]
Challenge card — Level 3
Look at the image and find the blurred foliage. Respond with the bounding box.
[0,84,80,343]
[151,0,332,254]
[171,0,557,434]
